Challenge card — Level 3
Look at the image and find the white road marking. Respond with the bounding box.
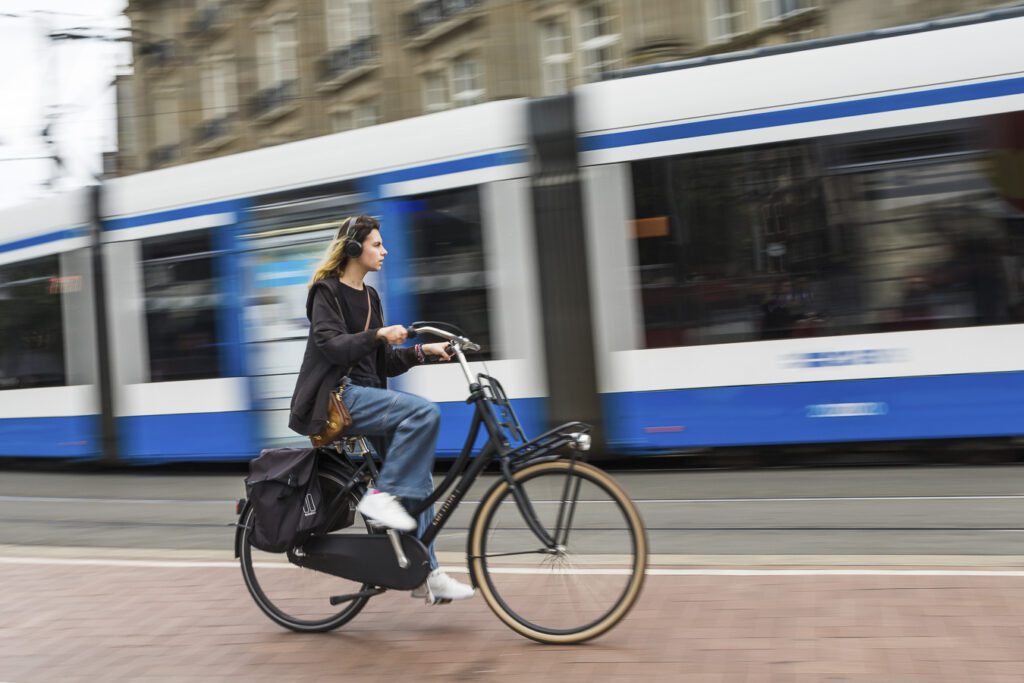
[3,494,1024,506]
[0,495,229,505]
[2,555,1024,577]
[634,495,1024,504]
[466,567,1024,577]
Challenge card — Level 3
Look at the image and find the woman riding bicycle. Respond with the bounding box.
[288,214,475,603]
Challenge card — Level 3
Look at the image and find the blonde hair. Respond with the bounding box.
[308,215,380,287]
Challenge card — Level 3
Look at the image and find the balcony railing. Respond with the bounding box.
[140,39,177,69]
[249,79,297,119]
[318,35,379,83]
[404,0,482,38]
[187,5,224,37]
[149,144,181,168]
[193,113,234,146]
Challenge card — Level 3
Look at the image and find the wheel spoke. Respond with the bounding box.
[479,548,551,559]
[239,482,374,632]
[471,460,647,644]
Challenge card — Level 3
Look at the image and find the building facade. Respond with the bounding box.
[117,0,1009,176]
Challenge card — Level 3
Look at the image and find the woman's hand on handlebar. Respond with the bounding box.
[421,342,453,362]
[376,325,408,345]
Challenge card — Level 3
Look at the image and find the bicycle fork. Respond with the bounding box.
[502,457,582,553]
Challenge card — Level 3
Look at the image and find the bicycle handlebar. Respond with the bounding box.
[405,324,481,353]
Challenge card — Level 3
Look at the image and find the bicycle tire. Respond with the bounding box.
[468,459,647,644]
[239,471,374,633]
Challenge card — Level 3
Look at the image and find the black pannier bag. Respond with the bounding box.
[318,457,362,534]
[245,448,328,553]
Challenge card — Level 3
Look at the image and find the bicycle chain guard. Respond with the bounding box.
[290,533,432,591]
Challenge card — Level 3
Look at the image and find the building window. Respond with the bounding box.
[0,256,66,390]
[330,109,353,132]
[422,71,450,112]
[353,101,379,128]
[153,5,176,42]
[452,56,484,107]
[142,231,223,382]
[349,0,373,41]
[257,17,297,88]
[708,0,745,43]
[325,0,348,48]
[758,0,813,24]
[118,77,137,161]
[539,19,571,96]
[154,90,180,146]
[200,56,236,120]
[578,1,619,83]
[325,0,374,49]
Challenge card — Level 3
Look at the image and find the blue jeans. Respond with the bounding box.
[340,379,441,569]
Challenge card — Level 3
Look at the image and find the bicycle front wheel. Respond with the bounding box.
[468,460,647,644]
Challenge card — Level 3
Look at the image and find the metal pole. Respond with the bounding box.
[527,95,606,458]
[89,183,118,463]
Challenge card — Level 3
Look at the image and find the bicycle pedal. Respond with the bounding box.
[424,595,451,606]
[413,585,451,606]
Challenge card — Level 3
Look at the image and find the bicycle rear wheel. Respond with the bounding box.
[239,472,374,632]
[468,460,647,644]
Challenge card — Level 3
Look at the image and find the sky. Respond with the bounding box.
[0,0,128,209]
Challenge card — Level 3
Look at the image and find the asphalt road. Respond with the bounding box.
[3,465,1024,557]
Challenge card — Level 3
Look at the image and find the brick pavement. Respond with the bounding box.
[2,558,1024,682]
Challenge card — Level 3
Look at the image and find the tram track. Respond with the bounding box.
[3,467,1024,555]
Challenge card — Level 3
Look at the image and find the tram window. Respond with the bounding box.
[245,240,323,343]
[403,187,492,359]
[0,255,66,390]
[629,113,1024,348]
[141,231,222,381]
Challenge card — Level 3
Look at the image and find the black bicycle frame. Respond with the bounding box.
[313,373,592,554]
[413,375,590,551]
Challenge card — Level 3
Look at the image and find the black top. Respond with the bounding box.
[337,282,382,386]
[288,278,419,437]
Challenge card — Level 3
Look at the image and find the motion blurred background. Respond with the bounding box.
[1,0,1022,467]
[4,4,1024,680]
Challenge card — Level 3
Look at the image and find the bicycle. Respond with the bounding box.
[235,323,648,644]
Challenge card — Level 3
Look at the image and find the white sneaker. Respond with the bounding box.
[355,491,416,532]
[411,569,476,604]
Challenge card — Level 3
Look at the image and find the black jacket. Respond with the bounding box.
[288,278,418,436]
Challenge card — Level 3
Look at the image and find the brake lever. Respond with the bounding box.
[423,342,457,364]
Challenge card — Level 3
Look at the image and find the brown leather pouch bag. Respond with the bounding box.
[309,285,371,448]
[310,386,352,448]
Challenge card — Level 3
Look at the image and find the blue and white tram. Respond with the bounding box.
[0,100,546,462]
[579,8,1024,451]
[0,192,96,457]
[1,7,1022,463]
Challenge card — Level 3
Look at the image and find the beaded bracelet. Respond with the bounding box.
[414,343,425,364]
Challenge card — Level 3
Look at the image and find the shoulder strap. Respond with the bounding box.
[362,287,372,332]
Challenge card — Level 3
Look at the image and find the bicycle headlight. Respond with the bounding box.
[568,432,591,452]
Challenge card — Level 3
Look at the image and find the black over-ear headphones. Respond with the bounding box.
[338,217,362,259]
